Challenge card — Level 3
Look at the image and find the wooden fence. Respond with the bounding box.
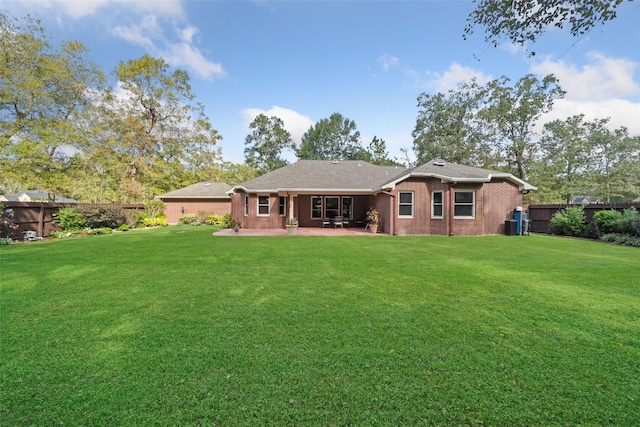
[1,202,144,239]
[527,203,640,234]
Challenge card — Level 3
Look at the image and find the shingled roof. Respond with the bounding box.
[232,160,407,193]
[395,159,537,191]
[158,182,232,199]
[230,159,536,193]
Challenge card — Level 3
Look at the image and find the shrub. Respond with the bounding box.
[550,206,586,237]
[600,233,640,247]
[141,212,167,227]
[631,213,640,237]
[144,201,165,220]
[197,210,212,223]
[77,206,126,229]
[123,209,140,228]
[594,210,622,236]
[178,214,198,225]
[616,207,638,236]
[204,213,231,227]
[117,224,130,232]
[53,208,86,232]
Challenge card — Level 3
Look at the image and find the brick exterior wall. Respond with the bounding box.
[163,199,231,224]
[230,178,523,235]
[391,178,522,236]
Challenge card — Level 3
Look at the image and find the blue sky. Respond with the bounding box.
[3,0,640,165]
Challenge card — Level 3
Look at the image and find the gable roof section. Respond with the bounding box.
[158,182,232,199]
[384,159,537,192]
[232,160,406,193]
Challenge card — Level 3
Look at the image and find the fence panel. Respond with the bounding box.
[2,202,144,239]
[528,203,640,234]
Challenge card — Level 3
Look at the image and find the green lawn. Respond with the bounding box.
[1,227,639,426]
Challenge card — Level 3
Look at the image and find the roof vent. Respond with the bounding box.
[332,160,339,164]
[434,158,445,166]
[203,182,210,186]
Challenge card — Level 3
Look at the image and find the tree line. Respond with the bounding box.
[2,7,638,204]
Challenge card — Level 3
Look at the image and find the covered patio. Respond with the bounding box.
[213,226,379,236]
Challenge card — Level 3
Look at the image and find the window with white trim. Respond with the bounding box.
[311,197,322,219]
[432,191,443,219]
[279,196,286,216]
[257,195,270,216]
[243,195,249,216]
[325,197,339,219]
[454,191,475,218]
[398,191,414,217]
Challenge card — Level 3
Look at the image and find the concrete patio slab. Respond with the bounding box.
[213,227,381,236]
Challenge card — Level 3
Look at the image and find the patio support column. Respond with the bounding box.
[288,194,294,222]
[449,181,457,236]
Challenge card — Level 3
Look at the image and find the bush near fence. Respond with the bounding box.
[528,203,640,236]
[2,202,144,238]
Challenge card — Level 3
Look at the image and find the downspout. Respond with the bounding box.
[382,191,395,235]
[449,181,457,236]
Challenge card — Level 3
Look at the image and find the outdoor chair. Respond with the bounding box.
[333,216,344,228]
[322,218,331,227]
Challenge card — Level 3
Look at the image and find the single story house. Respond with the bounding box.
[227,159,536,236]
[0,190,78,203]
[157,182,232,224]
[573,195,605,205]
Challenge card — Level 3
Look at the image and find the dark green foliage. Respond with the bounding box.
[593,209,622,235]
[178,214,198,225]
[52,207,86,231]
[600,233,640,247]
[549,206,586,237]
[76,205,126,229]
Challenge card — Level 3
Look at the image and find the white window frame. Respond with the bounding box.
[453,190,475,219]
[311,197,323,219]
[431,191,444,219]
[243,195,249,216]
[398,191,414,218]
[324,196,340,219]
[257,195,270,216]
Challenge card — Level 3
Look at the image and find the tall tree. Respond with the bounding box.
[481,74,565,179]
[296,112,362,161]
[365,136,398,166]
[89,55,222,202]
[412,79,494,167]
[0,11,105,200]
[534,115,594,203]
[244,114,293,174]
[587,119,640,202]
[465,0,631,54]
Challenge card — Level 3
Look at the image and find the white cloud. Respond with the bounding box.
[241,106,315,144]
[542,98,640,136]
[416,62,493,93]
[531,51,640,101]
[23,0,184,20]
[111,17,225,80]
[531,52,640,135]
[377,54,399,72]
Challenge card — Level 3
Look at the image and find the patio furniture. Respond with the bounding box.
[333,216,344,228]
[322,218,331,227]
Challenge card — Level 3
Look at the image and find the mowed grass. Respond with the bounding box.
[1,227,638,426]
